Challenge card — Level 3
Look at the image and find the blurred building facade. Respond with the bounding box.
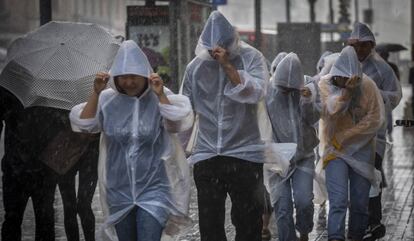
[219,0,411,60]
[0,0,412,82]
[0,0,144,45]
[0,0,212,90]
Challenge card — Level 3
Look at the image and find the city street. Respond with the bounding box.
[0,87,413,241]
[0,0,412,240]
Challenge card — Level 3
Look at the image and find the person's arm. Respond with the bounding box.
[0,87,23,136]
[179,67,194,107]
[69,72,109,133]
[0,88,7,125]
[80,72,109,119]
[379,67,402,112]
[150,73,171,105]
[151,74,193,133]
[409,67,414,85]
[213,47,241,85]
[389,63,400,80]
[0,88,7,137]
[335,79,384,147]
[213,47,267,104]
[300,83,321,126]
[319,77,352,117]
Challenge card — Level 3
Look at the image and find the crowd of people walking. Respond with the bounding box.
[0,10,402,241]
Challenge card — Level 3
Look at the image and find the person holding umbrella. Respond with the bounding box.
[347,22,402,241]
[377,49,401,140]
[0,87,58,241]
[377,43,406,140]
[377,51,400,80]
[0,22,121,241]
[70,40,193,241]
[375,42,407,81]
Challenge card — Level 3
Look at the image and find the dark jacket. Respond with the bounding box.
[0,86,80,176]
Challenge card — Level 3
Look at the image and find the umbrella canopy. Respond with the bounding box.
[375,43,407,53]
[0,21,121,110]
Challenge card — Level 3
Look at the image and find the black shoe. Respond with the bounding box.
[363,224,386,241]
[363,231,374,241]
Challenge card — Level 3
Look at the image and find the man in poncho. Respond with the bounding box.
[180,11,269,241]
[348,22,402,241]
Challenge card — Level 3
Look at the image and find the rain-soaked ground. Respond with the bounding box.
[0,86,413,241]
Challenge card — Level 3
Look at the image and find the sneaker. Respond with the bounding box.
[371,224,386,239]
[363,231,374,241]
[363,224,386,241]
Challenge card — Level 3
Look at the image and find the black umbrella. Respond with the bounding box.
[375,43,407,53]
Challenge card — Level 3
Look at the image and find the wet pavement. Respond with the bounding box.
[0,86,413,241]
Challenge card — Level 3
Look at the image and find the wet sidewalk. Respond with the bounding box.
[0,87,413,241]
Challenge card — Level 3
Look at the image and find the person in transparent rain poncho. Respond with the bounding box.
[304,51,337,86]
[270,52,287,76]
[261,51,289,241]
[180,11,270,241]
[264,53,320,241]
[347,22,402,241]
[304,52,340,116]
[298,52,340,232]
[69,40,193,241]
[314,51,333,79]
[318,46,385,241]
[305,53,340,204]
[304,52,339,123]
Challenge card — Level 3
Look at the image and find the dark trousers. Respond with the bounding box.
[194,156,264,241]
[1,167,56,241]
[57,149,98,241]
[368,154,384,226]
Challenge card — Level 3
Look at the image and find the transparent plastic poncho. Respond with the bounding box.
[348,22,402,157]
[361,51,402,157]
[181,11,297,166]
[316,51,333,73]
[264,53,319,203]
[306,52,339,101]
[69,40,194,241]
[349,22,376,43]
[270,52,287,75]
[267,53,319,160]
[319,46,385,187]
[308,52,339,204]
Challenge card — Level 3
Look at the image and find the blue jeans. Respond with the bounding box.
[115,206,164,241]
[325,159,371,241]
[274,167,314,241]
